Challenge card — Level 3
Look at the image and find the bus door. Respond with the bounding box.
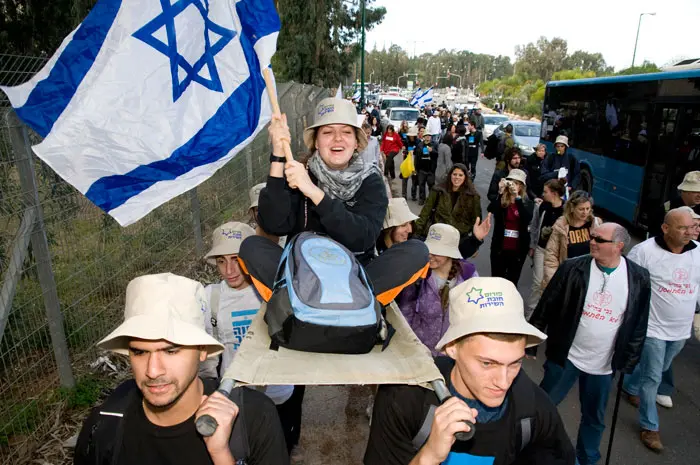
[638,105,681,228]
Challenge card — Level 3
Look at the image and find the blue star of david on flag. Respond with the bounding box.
[133,0,237,101]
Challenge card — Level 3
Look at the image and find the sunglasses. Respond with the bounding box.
[590,235,615,244]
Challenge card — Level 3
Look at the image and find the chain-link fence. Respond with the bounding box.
[0,53,330,464]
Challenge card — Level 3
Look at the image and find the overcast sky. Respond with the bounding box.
[366,0,699,71]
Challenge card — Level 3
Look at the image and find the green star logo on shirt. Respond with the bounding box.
[466,287,484,305]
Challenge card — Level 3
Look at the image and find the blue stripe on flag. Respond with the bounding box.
[15,0,123,137]
[236,0,281,40]
[85,0,275,213]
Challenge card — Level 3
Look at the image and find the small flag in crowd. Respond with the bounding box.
[1,0,281,226]
[412,87,434,107]
[335,83,343,99]
[351,89,361,102]
[409,87,422,106]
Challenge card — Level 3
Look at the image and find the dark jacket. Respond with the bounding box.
[415,140,437,173]
[488,195,532,257]
[487,168,509,203]
[452,136,467,165]
[539,152,580,189]
[258,171,388,265]
[649,195,700,237]
[526,153,547,199]
[469,112,485,130]
[529,255,651,373]
[415,185,482,237]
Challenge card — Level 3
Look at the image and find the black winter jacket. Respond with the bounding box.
[258,171,388,265]
[488,195,532,257]
[529,255,651,373]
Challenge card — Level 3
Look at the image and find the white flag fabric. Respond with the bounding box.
[335,83,343,99]
[409,87,422,106]
[413,87,434,107]
[1,0,281,226]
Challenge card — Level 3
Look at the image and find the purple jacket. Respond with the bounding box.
[398,260,478,356]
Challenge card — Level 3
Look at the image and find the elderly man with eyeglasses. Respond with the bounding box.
[529,223,651,465]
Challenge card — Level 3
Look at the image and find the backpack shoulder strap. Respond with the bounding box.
[210,284,221,341]
[228,388,250,461]
[412,403,437,450]
[509,373,537,452]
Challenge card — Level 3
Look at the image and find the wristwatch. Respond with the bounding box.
[270,153,286,164]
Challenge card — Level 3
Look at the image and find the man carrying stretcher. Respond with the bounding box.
[364,277,575,465]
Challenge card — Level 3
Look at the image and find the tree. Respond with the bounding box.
[616,61,661,75]
[565,50,613,75]
[273,0,386,86]
[514,37,568,81]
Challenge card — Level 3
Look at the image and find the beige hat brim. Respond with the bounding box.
[425,241,463,260]
[383,211,419,230]
[98,313,225,357]
[303,126,368,152]
[678,180,700,192]
[435,313,547,353]
[205,243,242,266]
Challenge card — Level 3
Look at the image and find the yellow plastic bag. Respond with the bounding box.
[400,151,415,179]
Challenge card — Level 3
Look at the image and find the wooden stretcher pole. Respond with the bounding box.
[262,68,294,163]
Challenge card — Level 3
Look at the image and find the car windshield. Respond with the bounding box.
[390,110,418,121]
[514,125,540,137]
[382,99,408,109]
[484,116,508,125]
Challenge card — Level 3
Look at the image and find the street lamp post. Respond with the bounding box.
[632,12,656,68]
[448,72,462,88]
[370,70,375,85]
[360,0,366,105]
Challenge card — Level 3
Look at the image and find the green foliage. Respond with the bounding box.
[274,0,386,86]
[616,61,662,76]
[58,374,110,409]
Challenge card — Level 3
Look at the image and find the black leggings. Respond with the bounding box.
[384,151,398,179]
[491,249,526,286]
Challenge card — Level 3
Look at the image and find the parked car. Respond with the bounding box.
[381,107,419,133]
[378,96,410,117]
[492,120,541,156]
[482,114,510,139]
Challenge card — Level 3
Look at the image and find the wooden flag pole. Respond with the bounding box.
[262,68,294,162]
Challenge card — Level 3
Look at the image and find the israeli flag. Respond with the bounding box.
[413,87,434,107]
[351,89,361,102]
[409,87,422,106]
[0,0,280,226]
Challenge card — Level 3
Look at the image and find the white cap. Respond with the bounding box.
[506,169,527,186]
[383,198,419,229]
[98,273,225,357]
[204,222,255,265]
[678,171,700,193]
[249,183,266,210]
[435,277,547,352]
[424,224,462,259]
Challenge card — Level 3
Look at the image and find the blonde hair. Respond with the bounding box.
[564,191,594,224]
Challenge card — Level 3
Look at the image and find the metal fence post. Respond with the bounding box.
[245,146,253,187]
[8,112,75,388]
[190,188,204,257]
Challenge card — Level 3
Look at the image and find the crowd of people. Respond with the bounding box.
[73,96,700,465]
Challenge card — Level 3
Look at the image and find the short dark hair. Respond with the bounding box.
[442,132,454,145]
[456,125,467,136]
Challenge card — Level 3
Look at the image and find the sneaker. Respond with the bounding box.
[640,429,663,452]
[290,444,304,463]
[656,394,673,408]
[624,391,640,408]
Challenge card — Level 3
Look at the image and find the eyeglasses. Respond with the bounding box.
[590,235,615,244]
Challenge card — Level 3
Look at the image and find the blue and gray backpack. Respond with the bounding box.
[265,232,388,354]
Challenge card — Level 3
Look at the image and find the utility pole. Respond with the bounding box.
[632,12,656,68]
[360,0,366,106]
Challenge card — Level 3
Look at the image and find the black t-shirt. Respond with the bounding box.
[116,379,288,465]
[364,358,575,465]
[466,131,482,159]
[537,203,564,248]
[567,221,592,258]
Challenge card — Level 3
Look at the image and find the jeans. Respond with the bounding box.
[401,173,418,199]
[526,246,546,319]
[417,170,435,202]
[540,360,613,465]
[658,365,674,397]
[623,337,686,431]
[466,154,478,180]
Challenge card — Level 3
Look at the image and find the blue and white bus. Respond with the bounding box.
[540,68,700,229]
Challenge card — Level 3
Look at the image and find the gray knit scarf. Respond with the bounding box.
[307,151,381,202]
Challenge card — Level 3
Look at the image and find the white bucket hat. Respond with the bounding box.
[506,168,527,186]
[383,198,419,230]
[249,182,266,211]
[424,223,463,259]
[303,98,368,152]
[678,171,700,193]
[204,222,255,265]
[98,273,224,357]
[435,277,547,352]
[554,135,569,147]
